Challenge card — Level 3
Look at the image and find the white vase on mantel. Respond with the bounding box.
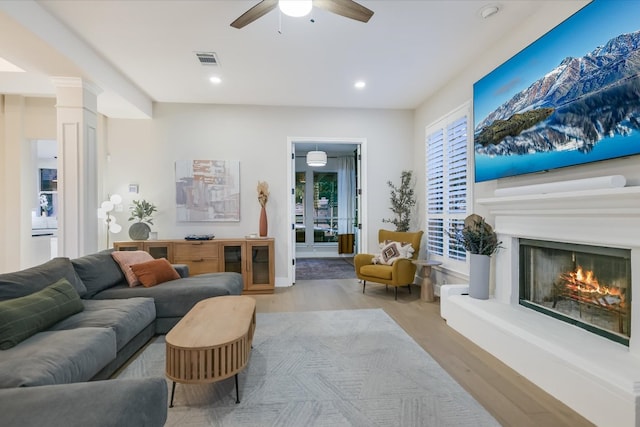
[468,253,491,300]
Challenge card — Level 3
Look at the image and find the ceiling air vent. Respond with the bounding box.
[195,52,219,66]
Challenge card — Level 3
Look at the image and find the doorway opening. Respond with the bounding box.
[288,138,366,283]
[30,139,59,265]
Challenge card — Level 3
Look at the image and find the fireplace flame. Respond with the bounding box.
[560,266,624,307]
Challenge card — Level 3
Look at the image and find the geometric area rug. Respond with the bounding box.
[116,309,499,427]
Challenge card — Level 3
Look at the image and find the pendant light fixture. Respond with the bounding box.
[279,0,313,18]
[306,146,327,167]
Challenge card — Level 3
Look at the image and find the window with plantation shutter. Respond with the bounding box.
[426,103,470,266]
[427,129,444,256]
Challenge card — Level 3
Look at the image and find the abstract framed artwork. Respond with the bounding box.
[175,160,240,222]
[473,0,640,182]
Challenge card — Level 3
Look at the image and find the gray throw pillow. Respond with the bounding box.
[71,250,125,298]
[0,258,87,301]
[0,278,84,350]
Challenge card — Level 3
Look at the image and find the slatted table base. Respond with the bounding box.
[165,296,256,408]
[166,334,251,407]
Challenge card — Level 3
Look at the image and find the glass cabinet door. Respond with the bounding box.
[251,245,270,285]
[246,240,274,293]
[144,242,172,260]
[223,244,244,274]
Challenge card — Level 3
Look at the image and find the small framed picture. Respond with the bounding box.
[129,184,139,194]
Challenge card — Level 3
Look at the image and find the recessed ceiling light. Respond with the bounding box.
[209,76,222,84]
[354,81,366,89]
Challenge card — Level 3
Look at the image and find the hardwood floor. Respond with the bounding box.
[253,279,595,427]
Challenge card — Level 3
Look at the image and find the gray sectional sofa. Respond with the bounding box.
[0,249,244,427]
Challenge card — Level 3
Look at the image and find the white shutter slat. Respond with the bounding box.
[426,108,468,262]
[427,219,444,256]
[427,128,444,214]
[446,115,467,213]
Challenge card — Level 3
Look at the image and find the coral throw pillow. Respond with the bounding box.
[130,258,180,288]
[111,250,154,287]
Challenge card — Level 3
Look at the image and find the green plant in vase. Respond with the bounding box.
[453,214,502,256]
[128,199,157,240]
[449,214,502,300]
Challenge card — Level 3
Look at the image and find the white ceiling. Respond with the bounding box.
[0,0,589,119]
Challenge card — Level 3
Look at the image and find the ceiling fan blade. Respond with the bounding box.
[313,0,374,23]
[230,0,278,29]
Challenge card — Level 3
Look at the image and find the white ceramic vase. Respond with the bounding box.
[469,253,490,299]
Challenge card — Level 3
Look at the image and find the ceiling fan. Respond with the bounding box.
[230,0,374,29]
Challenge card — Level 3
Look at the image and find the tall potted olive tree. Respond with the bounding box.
[450,214,501,299]
[382,170,416,232]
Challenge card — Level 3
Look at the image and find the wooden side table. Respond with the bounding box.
[412,260,442,302]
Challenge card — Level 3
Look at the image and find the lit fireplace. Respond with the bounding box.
[519,239,631,345]
[558,266,625,308]
[440,182,640,426]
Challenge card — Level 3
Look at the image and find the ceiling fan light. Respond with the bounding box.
[306,150,327,167]
[279,0,312,18]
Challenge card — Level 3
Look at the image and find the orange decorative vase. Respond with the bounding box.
[259,206,268,237]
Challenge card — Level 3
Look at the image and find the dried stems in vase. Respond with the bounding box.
[257,181,269,207]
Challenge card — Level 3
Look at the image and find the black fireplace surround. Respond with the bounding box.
[519,239,631,346]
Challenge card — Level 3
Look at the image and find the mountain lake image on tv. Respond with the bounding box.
[473,0,640,182]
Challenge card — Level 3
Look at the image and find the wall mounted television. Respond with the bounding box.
[473,0,640,183]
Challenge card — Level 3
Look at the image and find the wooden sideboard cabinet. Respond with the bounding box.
[113,238,275,294]
[173,241,219,276]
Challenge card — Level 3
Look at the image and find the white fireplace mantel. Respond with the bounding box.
[441,185,640,427]
[477,185,640,215]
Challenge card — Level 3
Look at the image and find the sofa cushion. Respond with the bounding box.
[172,263,190,278]
[111,251,154,287]
[49,298,156,351]
[0,257,87,301]
[72,249,126,298]
[0,278,84,350]
[130,258,181,287]
[0,377,168,427]
[93,272,244,318]
[0,327,116,387]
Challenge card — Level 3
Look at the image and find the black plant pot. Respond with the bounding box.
[129,222,151,240]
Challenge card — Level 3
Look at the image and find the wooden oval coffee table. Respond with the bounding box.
[165,295,256,407]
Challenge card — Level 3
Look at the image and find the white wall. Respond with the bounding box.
[104,103,413,285]
[0,96,57,272]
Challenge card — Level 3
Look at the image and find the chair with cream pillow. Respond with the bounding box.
[354,229,424,300]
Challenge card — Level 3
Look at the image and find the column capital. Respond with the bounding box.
[51,77,102,96]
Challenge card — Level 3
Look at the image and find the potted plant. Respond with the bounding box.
[450,214,502,299]
[128,199,157,240]
[382,170,416,232]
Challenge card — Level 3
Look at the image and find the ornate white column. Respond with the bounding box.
[53,77,101,258]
